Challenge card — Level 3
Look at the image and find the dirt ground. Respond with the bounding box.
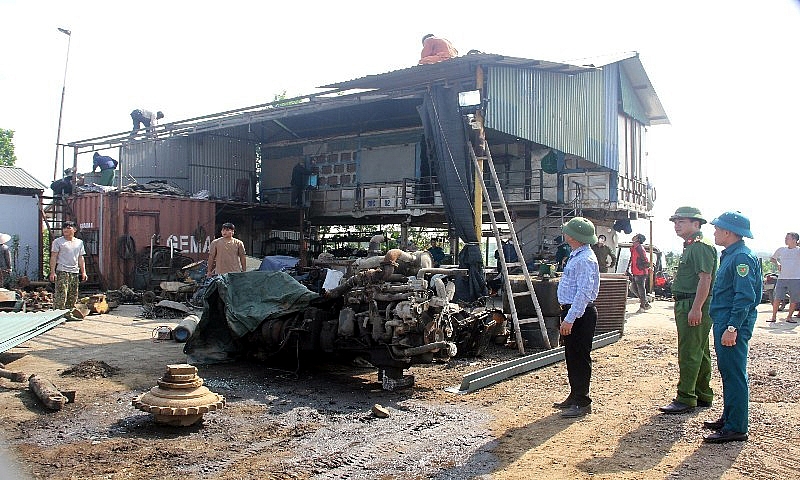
[1,299,799,480]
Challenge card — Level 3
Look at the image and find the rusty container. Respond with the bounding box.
[70,192,216,289]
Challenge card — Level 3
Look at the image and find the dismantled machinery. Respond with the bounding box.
[132,364,225,426]
[186,249,506,391]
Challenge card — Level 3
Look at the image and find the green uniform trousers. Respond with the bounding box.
[674,298,713,406]
[100,168,116,186]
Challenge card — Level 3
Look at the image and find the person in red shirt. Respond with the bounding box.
[630,233,652,312]
[419,34,458,65]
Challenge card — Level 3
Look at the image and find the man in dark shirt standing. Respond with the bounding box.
[291,161,312,207]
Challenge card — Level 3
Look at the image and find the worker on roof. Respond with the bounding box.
[129,108,164,139]
[92,152,118,186]
[418,34,458,65]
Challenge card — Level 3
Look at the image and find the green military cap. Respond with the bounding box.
[669,206,706,225]
[562,217,598,245]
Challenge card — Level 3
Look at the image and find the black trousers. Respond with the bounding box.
[561,304,597,407]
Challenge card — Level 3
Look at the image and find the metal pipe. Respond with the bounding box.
[52,28,72,182]
[395,341,456,358]
[416,268,468,280]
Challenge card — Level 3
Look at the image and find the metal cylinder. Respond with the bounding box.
[173,315,200,343]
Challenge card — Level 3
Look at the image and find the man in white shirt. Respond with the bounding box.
[49,221,87,317]
[770,232,800,323]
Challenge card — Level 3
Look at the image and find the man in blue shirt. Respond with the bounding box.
[704,211,762,443]
[553,217,600,418]
[92,152,118,186]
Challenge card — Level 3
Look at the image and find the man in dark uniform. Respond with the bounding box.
[703,211,762,443]
[553,217,600,418]
[427,238,445,267]
[660,206,718,414]
[291,161,312,207]
[591,234,616,273]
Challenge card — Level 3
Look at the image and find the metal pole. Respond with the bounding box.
[52,27,71,182]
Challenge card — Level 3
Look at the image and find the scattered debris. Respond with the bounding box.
[371,404,390,418]
[29,374,74,411]
[132,364,225,426]
[0,362,28,382]
[152,326,173,342]
[60,360,120,379]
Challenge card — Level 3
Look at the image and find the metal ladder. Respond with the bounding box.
[468,145,551,354]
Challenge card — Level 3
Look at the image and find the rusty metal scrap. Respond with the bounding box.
[29,374,74,411]
[0,363,28,382]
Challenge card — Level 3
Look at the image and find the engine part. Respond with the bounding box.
[132,364,225,426]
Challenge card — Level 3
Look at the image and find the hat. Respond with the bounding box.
[633,233,646,244]
[222,222,235,230]
[711,211,753,238]
[561,217,598,245]
[0,233,10,245]
[669,206,707,225]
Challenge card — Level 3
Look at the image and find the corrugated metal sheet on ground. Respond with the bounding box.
[0,310,69,353]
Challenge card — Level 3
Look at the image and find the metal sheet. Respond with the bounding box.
[445,330,621,394]
[596,274,629,334]
[0,310,69,353]
[0,166,47,191]
[486,65,607,168]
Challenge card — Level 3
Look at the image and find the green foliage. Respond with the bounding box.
[272,90,303,107]
[0,129,17,166]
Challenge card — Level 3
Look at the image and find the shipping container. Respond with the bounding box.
[70,193,216,289]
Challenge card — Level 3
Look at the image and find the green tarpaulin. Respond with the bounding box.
[184,271,318,363]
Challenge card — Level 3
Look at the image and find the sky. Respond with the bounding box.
[1,0,798,255]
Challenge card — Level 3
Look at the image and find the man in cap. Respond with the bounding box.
[206,222,246,277]
[703,211,762,443]
[768,232,800,323]
[659,207,718,414]
[129,109,164,139]
[0,233,11,288]
[49,221,87,317]
[553,217,600,418]
[591,234,616,273]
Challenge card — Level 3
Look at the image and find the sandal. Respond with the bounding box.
[767,318,776,323]
[787,318,797,324]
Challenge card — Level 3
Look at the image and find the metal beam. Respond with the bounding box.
[444,330,621,394]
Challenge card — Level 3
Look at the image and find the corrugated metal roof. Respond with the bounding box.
[0,310,69,353]
[0,166,47,191]
[320,53,596,91]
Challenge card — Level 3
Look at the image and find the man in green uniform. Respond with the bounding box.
[659,207,718,414]
[704,211,762,443]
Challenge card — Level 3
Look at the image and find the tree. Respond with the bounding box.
[0,129,17,166]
